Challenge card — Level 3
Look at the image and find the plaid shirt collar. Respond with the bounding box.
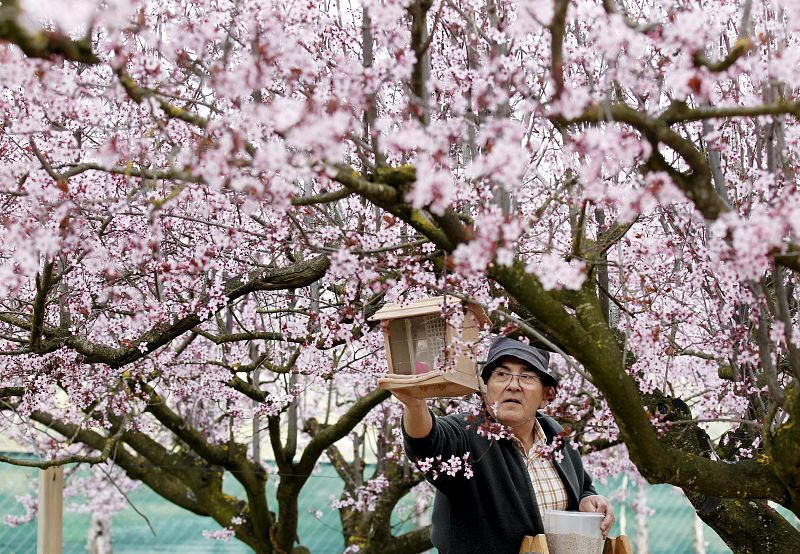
[516,419,569,517]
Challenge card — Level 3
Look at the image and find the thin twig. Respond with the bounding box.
[99,464,157,537]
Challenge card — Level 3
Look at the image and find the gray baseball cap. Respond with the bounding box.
[480,337,557,386]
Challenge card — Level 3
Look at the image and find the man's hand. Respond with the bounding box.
[391,391,432,438]
[579,494,616,539]
[391,390,426,409]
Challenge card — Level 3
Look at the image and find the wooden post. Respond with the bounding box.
[519,535,550,553]
[38,466,64,554]
[522,534,634,554]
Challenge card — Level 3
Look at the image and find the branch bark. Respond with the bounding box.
[270,388,390,553]
[0,1,99,63]
[549,0,570,100]
[0,254,330,367]
[29,260,55,353]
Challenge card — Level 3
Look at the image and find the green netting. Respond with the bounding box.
[2,461,797,553]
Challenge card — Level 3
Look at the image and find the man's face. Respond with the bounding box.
[484,356,553,428]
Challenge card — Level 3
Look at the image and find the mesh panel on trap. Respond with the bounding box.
[422,315,446,362]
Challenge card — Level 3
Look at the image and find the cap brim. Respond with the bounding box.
[481,345,558,386]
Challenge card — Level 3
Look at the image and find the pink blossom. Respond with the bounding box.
[527,253,587,291]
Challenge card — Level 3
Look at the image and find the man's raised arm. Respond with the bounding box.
[393,391,432,438]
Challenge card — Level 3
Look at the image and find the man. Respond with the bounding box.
[394,336,615,553]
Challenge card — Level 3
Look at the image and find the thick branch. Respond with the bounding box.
[333,165,402,205]
[0,1,99,63]
[29,409,271,551]
[27,411,206,515]
[775,249,800,273]
[325,443,360,491]
[115,67,209,128]
[227,375,267,402]
[296,388,390,475]
[693,37,752,72]
[766,383,800,515]
[195,329,286,344]
[693,0,752,73]
[409,0,433,124]
[601,0,661,33]
[566,287,791,505]
[660,99,800,125]
[59,162,201,184]
[141,384,236,468]
[268,415,288,471]
[3,255,329,367]
[137,382,271,542]
[553,103,729,220]
[29,261,55,352]
[692,38,753,73]
[641,393,800,551]
[0,416,125,468]
[291,187,351,206]
[549,0,570,100]
[333,164,457,251]
[271,389,390,553]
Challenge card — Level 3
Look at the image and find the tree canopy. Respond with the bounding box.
[1,1,799,552]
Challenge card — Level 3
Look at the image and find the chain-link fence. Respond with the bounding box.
[2,458,797,553]
[0,459,344,553]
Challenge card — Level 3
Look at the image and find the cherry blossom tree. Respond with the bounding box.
[1,1,800,553]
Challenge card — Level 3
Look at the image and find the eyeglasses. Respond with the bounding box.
[490,369,542,388]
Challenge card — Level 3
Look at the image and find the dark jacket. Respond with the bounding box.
[403,411,597,554]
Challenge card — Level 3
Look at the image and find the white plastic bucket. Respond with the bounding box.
[543,510,605,554]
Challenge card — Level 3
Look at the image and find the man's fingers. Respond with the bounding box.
[391,390,421,407]
[599,505,615,539]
